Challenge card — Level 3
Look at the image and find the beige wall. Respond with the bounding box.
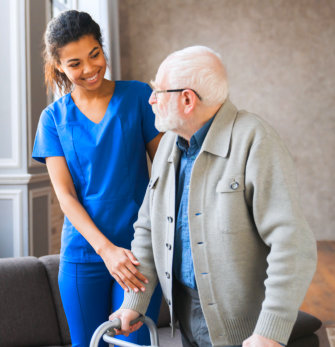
[119,0,335,240]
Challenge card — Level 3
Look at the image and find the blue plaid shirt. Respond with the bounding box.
[173,117,214,289]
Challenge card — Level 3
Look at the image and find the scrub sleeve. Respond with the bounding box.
[32,81,162,347]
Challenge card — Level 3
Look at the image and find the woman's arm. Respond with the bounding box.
[146,133,163,162]
[46,156,148,293]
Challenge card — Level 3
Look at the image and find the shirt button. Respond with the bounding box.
[167,216,173,223]
[230,181,239,190]
[165,272,171,279]
[166,243,172,250]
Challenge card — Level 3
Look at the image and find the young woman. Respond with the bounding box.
[32,10,162,347]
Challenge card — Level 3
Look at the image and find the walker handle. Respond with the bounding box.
[89,315,159,347]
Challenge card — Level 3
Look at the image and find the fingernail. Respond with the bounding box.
[141,287,145,292]
[145,279,149,284]
[134,288,138,292]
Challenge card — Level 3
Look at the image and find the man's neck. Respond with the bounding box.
[177,103,222,143]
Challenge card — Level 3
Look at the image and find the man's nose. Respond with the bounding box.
[148,91,157,105]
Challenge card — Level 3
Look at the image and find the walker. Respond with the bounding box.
[89,315,159,347]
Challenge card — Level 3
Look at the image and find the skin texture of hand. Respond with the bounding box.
[100,243,148,292]
[109,309,143,336]
[243,334,282,346]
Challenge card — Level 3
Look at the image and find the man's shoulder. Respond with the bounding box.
[232,109,281,143]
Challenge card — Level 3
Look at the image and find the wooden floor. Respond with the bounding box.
[300,241,335,347]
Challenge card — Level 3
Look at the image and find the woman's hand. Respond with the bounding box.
[100,243,149,292]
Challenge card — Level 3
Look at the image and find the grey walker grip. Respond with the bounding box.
[89,315,160,347]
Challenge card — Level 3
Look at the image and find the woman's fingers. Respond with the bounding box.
[105,246,149,291]
[127,262,149,284]
[112,273,129,292]
[125,249,140,265]
[118,267,147,292]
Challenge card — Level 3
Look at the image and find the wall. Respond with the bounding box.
[118,0,335,240]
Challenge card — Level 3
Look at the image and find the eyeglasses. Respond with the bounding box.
[153,88,202,101]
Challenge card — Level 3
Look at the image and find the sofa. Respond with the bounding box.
[0,255,322,347]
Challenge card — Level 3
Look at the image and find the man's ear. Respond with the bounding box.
[181,90,197,114]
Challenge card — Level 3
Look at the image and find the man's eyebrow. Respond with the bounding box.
[150,80,157,89]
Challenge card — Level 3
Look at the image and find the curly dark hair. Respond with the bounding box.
[43,10,104,95]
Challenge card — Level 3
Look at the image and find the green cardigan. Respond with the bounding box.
[121,98,317,346]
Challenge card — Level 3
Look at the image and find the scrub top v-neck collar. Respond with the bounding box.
[68,81,119,126]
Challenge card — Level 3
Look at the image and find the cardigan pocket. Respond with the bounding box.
[216,174,245,193]
[215,174,249,233]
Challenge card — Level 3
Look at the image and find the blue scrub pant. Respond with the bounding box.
[58,261,162,347]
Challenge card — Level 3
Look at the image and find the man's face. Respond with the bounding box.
[152,94,184,132]
[149,69,185,133]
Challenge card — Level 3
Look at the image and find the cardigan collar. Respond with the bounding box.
[201,97,238,158]
[167,97,238,163]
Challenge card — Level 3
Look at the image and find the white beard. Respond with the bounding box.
[152,99,184,132]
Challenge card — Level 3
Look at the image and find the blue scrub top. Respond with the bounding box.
[32,80,159,263]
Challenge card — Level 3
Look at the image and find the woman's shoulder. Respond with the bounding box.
[40,93,72,125]
[44,93,71,114]
[116,80,151,94]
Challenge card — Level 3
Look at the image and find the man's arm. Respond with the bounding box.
[244,132,317,345]
[109,171,160,333]
[119,183,159,314]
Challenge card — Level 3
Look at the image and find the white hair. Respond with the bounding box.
[160,46,228,106]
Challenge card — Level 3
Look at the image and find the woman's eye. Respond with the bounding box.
[92,52,100,58]
[69,62,80,68]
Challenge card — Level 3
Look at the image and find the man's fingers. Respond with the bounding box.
[129,321,143,332]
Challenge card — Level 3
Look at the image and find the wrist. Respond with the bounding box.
[95,238,114,256]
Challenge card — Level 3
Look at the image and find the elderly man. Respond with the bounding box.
[110,46,317,347]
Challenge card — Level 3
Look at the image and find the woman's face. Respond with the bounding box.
[57,34,107,92]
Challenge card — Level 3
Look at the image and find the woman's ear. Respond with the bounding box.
[56,64,64,74]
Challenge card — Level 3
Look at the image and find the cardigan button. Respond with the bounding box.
[165,271,171,279]
[230,181,239,190]
[165,243,172,250]
[167,216,173,223]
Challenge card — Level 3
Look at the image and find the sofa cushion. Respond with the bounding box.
[289,311,322,342]
[288,334,319,347]
[39,255,71,345]
[0,257,62,347]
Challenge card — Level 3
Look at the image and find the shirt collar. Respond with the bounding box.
[176,116,215,154]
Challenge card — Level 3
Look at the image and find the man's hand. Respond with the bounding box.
[243,334,282,346]
[109,309,143,337]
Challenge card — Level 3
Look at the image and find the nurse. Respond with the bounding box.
[32,10,162,347]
